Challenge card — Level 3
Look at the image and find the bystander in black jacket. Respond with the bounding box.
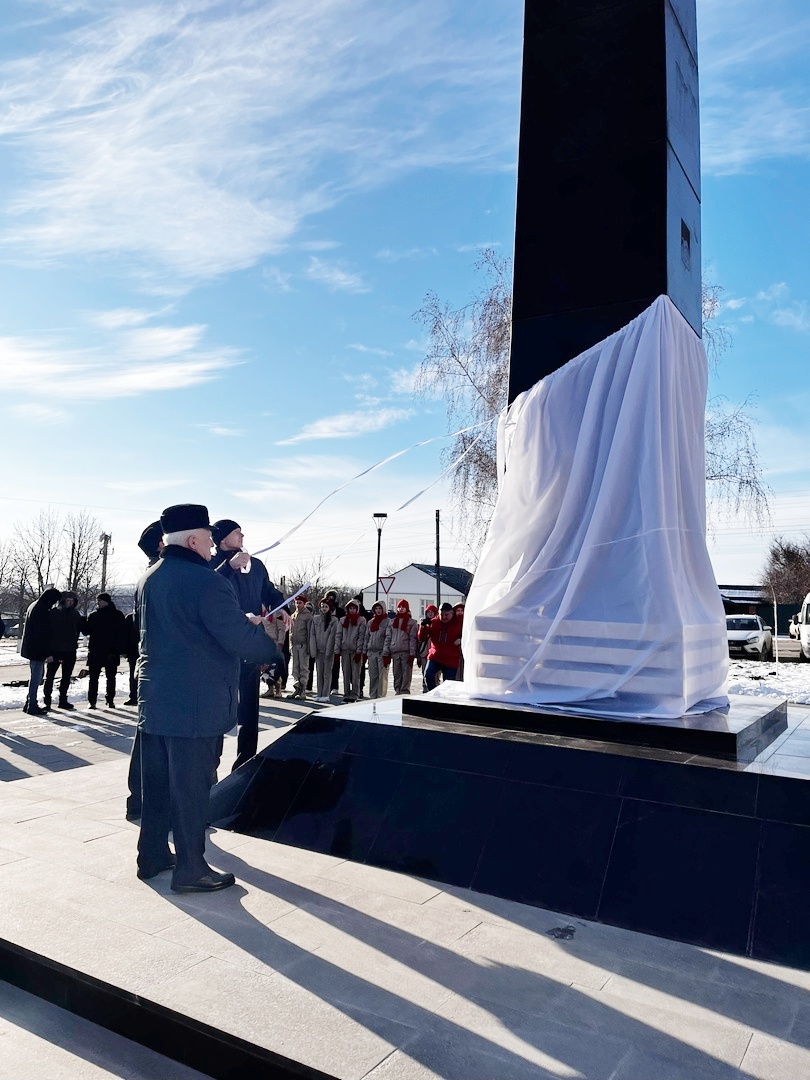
[43,592,84,709]
[20,589,61,661]
[83,595,127,708]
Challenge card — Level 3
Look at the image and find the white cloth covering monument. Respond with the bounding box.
[434,295,729,719]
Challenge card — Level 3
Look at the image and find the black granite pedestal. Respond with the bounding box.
[209,693,810,971]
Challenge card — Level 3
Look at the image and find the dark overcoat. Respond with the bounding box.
[212,548,284,614]
[84,603,127,660]
[20,589,61,661]
[48,604,84,655]
[135,545,280,738]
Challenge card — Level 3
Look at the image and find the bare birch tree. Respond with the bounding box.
[10,509,107,610]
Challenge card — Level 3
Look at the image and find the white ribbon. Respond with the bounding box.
[251,419,494,557]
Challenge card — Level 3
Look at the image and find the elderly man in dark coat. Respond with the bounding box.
[135,503,281,892]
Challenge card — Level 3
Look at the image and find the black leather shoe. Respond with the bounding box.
[27,705,47,716]
[171,871,236,893]
[137,857,176,880]
[59,701,76,711]
[123,698,137,706]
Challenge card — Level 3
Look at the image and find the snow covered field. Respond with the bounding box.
[2,639,808,711]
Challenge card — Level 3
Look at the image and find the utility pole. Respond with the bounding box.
[435,510,441,609]
[100,532,111,592]
[68,541,76,592]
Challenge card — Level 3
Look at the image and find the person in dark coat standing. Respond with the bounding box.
[210,518,284,771]
[84,593,126,708]
[135,503,281,891]
[43,591,83,710]
[20,587,61,715]
[125,520,164,822]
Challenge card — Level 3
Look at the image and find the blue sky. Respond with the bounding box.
[0,0,807,592]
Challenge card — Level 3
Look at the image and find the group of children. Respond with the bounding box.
[260,592,466,703]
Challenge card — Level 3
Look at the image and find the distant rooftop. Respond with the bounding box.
[412,563,473,597]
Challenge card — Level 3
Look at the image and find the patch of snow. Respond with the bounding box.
[727,659,810,704]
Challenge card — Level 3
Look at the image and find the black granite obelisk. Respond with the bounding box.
[509,0,701,401]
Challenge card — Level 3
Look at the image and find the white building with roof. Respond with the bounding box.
[361,563,472,617]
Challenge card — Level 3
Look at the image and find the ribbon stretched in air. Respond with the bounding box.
[395,428,491,512]
[259,422,496,611]
[251,419,494,558]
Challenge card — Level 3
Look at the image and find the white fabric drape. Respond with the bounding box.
[433,295,729,720]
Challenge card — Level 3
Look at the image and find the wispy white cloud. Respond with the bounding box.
[305,257,368,294]
[262,266,293,292]
[771,302,810,332]
[89,307,166,329]
[106,478,191,494]
[233,453,371,503]
[256,455,359,482]
[699,2,810,173]
[196,423,245,437]
[10,402,69,424]
[376,246,438,262]
[756,283,789,302]
[0,323,240,402]
[347,343,393,358]
[299,240,341,252]
[455,241,500,253]
[726,280,810,333]
[276,407,413,445]
[0,1,520,284]
[389,365,422,395]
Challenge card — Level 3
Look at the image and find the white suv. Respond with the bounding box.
[726,615,773,662]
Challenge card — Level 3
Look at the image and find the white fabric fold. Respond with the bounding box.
[433,295,729,719]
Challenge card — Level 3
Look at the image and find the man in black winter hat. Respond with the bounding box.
[210,518,284,771]
[135,503,282,892]
[84,593,126,708]
[137,520,164,566]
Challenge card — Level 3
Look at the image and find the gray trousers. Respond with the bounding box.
[292,642,310,693]
[392,653,414,694]
[340,651,362,700]
[367,652,386,698]
[314,653,332,697]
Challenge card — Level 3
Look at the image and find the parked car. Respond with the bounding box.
[726,615,773,662]
[798,595,810,662]
[789,613,801,639]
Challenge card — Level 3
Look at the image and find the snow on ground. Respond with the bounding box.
[727,658,810,704]
[2,643,809,711]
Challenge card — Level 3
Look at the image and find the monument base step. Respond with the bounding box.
[210,695,810,970]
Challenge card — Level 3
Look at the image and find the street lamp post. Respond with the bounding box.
[373,513,388,602]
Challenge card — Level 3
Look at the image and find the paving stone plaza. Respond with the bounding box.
[2,695,810,1078]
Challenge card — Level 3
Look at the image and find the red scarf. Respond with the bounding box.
[343,609,359,628]
[370,609,386,632]
[392,603,411,630]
